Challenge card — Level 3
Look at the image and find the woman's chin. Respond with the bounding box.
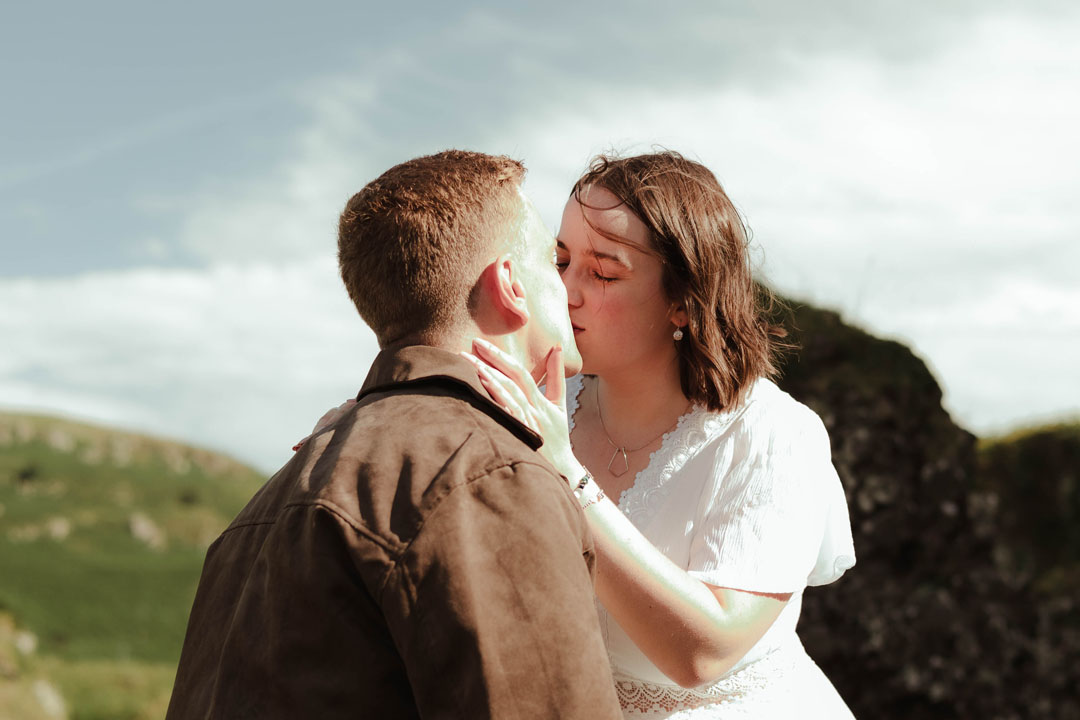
[577,355,599,377]
[562,348,584,377]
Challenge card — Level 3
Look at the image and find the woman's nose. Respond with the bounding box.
[562,266,583,307]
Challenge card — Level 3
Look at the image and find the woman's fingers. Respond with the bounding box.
[479,361,537,425]
[485,362,533,412]
[312,398,357,434]
[462,352,538,431]
[462,340,577,476]
[472,338,538,399]
[481,371,541,433]
[543,345,566,410]
[297,397,359,450]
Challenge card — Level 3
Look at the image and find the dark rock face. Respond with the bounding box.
[775,303,1079,720]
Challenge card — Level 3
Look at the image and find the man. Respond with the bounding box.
[166,150,621,718]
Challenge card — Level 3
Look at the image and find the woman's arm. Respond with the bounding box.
[465,339,791,688]
[583,485,790,686]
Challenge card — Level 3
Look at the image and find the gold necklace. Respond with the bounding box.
[595,383,691,477]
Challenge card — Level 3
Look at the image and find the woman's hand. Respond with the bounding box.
[292,398,357,451]
[461,338,585,483]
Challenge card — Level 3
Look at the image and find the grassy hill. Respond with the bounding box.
[976,421,1080,595]
[0,412,265,720]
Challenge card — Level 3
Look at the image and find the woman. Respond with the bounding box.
[464,151,856,718]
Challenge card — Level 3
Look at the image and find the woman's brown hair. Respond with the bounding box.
[572,151,789,412]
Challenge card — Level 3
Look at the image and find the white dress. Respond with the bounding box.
[566,375,857,719]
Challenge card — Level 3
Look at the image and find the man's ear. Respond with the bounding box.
[482,254,530,330]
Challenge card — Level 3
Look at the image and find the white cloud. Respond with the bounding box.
[0,261,378,472]
[481,8,1080,434]
[3,5,1077,474]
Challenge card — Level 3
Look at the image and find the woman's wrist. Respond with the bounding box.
[572,468,606,511]
[557,456,587,485]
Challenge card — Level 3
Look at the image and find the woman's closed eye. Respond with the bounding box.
[554,252,617,283]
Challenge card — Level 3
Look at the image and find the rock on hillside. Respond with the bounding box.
[0,613,66,720]
[0,413,253,478]
[0,412,264,553]
[776,302,1079,719]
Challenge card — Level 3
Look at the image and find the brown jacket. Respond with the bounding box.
[166,345,620,719]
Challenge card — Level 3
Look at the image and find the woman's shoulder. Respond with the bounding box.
[717,377,830,455]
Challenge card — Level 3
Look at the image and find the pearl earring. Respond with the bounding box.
[673,327,684,341]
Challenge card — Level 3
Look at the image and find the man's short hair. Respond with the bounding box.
[338,150,526,346]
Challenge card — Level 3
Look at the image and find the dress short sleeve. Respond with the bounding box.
[685,399,855,595]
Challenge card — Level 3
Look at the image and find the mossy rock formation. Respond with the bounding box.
[776,301,1079,719]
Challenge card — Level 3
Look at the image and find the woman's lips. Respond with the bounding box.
[571,323,584,334]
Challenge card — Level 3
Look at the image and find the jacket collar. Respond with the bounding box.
[357,344,544,450]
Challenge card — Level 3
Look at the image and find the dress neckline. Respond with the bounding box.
[566,374,705,520]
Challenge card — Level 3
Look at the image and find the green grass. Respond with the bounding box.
[0,413,265,718]
[37,657,176,720]
[0,540,206,662]
[977,419,1080,452]
[976,421,1080,595]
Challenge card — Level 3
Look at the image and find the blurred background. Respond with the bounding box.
[1,1,1077,718]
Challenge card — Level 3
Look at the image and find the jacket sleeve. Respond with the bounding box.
[382,461,622,719]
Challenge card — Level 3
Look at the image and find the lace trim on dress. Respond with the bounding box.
[566,374,584,433]
[565,374,749,530]
[618,407,705,527]
[619,403,750,530]
[614,642,805,715]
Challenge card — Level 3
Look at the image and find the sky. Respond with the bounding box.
[2,1,1077,473]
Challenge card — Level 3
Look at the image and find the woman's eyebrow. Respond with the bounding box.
[556,240,633,270]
